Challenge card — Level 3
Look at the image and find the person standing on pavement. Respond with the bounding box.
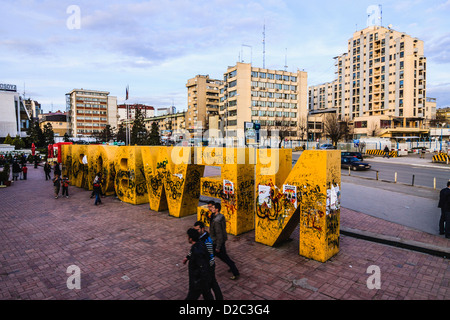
[193,220,223,300]
[44,162,51,180]
[93,175,102,205]
[183,228,214,300]
[53,173,61,199]
[22,164,28,180]
[61,175,70,198]
[54,162,61,177]
[383,146,390,159]
[438,181,450,238]
[210,202,240,280]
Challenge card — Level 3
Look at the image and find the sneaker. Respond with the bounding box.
[55,196,58,199]
[66,196,69,198]
[230,275,239,280]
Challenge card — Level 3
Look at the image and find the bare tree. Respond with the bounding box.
[323,113,344,146]
[340,117,354,142]
[298,115,308,141]
[367,122,381,137]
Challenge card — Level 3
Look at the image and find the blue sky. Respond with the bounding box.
[1,0,449,113]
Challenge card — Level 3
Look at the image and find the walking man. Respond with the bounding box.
[438,181,450,238]
[193,221,223,300]
[183,228,214,300]
[383,146,390,159]
[210,202,240,280]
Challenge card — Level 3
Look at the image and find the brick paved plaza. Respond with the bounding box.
[0,165,449,300]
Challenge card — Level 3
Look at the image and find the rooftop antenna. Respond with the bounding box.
[262,21,266,69]
[284,48,288,71]
[242,44,252,64]
[380,5,383,26]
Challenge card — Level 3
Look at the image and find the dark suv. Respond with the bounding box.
[341,151,363,161]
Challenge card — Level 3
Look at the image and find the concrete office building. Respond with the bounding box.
[66,89,118,137]
[219,62,308,142]
[309,25,436,139]
[0,83,31,139]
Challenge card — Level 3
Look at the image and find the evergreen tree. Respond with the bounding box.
[148,122,161,146]
[27,120,45,147]
[63,132,70,142]
[12,135,25,150]
[130,108,148,145]
[4,134,13,145]
[116,123,126,143]
[43,123,55,146]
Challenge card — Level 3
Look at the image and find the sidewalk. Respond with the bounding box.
[0,165,448,300]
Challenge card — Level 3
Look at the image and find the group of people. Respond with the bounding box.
[48,162,69,199]
[11,161,28,181]
[183,201,240,300]
[49,161,104,205]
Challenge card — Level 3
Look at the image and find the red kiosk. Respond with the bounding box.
[48,142,72,163]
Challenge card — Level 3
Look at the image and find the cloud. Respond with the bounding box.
[425,33,450,64]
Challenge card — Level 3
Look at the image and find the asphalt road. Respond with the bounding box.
[345,160,450,189]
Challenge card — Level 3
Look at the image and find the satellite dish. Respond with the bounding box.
[388,24,393,29]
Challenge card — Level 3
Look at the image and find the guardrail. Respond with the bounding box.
[366,149,398,158]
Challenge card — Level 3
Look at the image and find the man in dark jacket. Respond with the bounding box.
[193,221,223,300]
[184,228,214,300]
[438,181,450,238]
[210,203,240,280]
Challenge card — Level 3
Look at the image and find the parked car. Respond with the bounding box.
[341,156,371,171]
[341,151,363,161]
[319,144,336,150]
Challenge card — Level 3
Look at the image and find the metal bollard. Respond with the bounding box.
[434,177,436,190]
[395,172,397,183]
[412,175,415,186]
[376,171,379,180]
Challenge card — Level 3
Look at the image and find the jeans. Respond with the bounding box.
[94,192,101,205]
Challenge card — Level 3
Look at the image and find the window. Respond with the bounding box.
[259,72,266,78]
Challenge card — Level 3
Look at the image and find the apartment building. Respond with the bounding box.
[309,25,435,139]
[186,75,222,132]
[117,103,155,122]
[219,62,308,142]
[144,111,186,142]
[66,89,118,137]
[38,111,68,137]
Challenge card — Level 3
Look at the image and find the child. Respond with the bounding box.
[22,164,28,180]
[93,177,102,205]
[53,174,61,199]
[61,175,70,198]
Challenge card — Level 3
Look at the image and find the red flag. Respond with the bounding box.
[31,143,35,156]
